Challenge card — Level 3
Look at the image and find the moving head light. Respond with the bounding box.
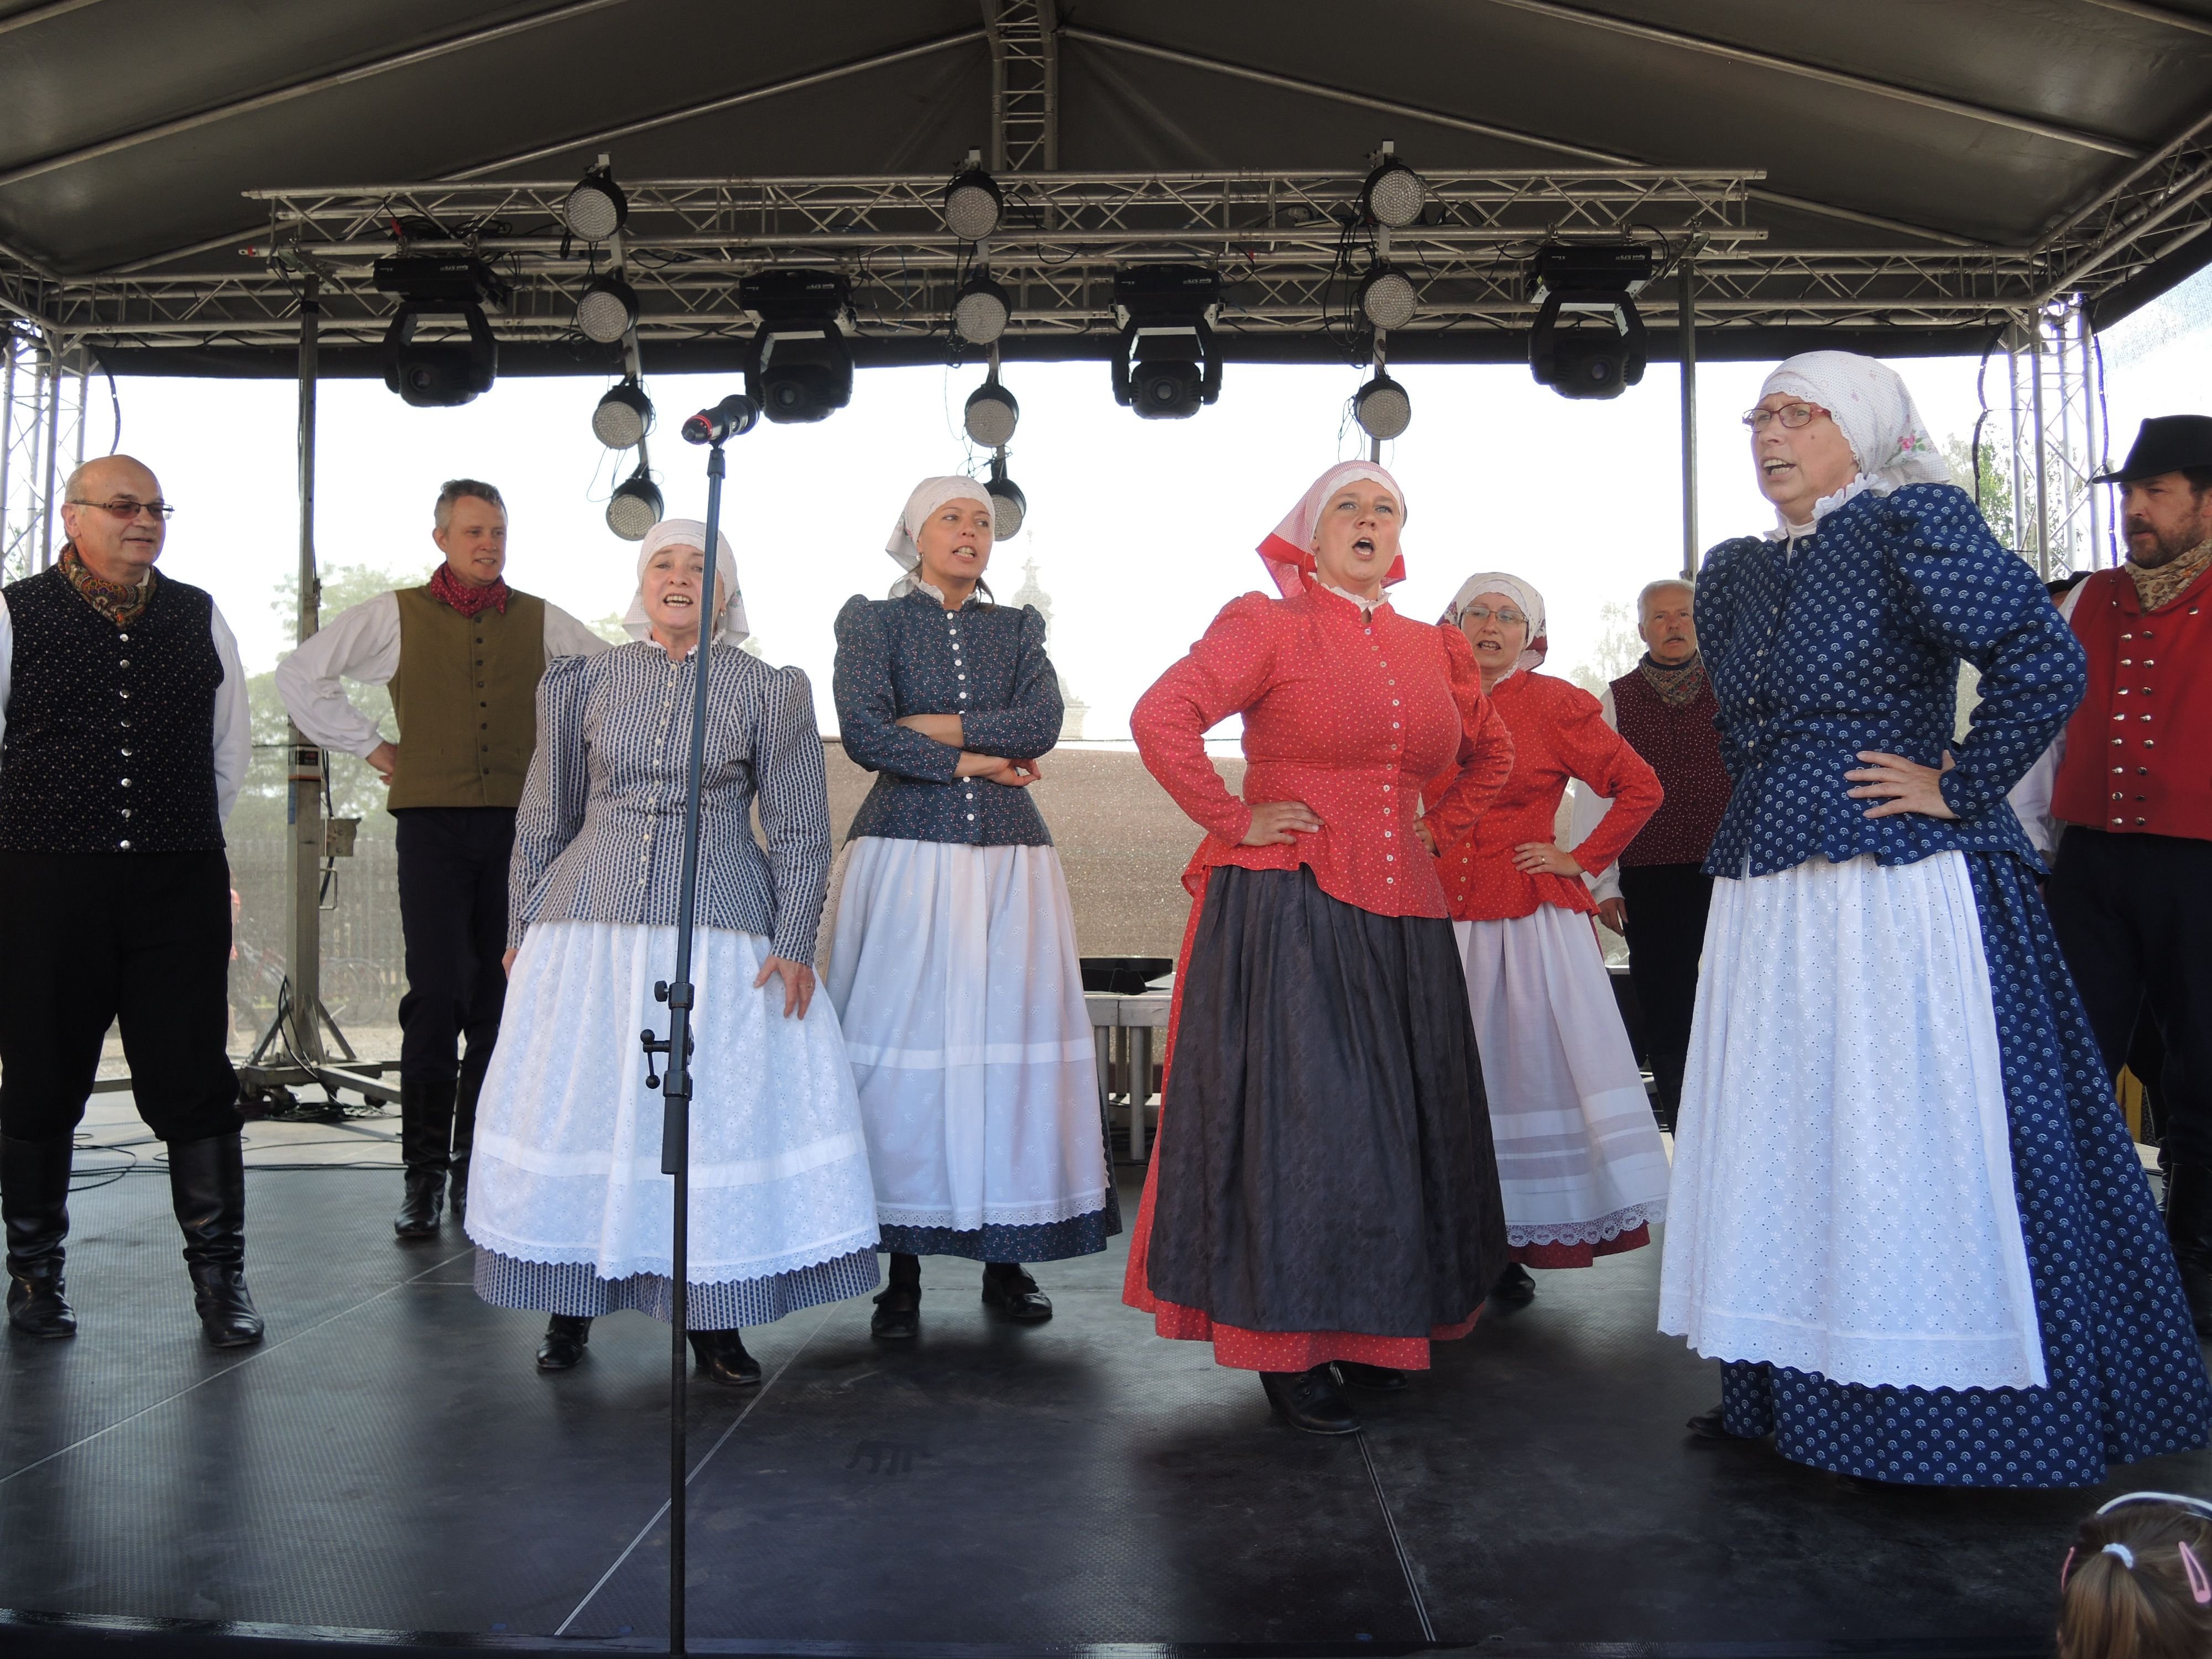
[1526,241,1653,402]
[375,256,508,409]
[1110,264,1223,421]
[739,269,854,425]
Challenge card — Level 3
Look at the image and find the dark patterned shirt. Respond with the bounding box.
[508,641,832,964]
[833,588,1063,847]
[1697,482,2084,880]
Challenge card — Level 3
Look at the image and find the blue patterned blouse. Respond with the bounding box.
[833,588,1064,847]
[1697,482,2085,880]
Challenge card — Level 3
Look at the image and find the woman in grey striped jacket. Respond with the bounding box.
[463,520,880,1381]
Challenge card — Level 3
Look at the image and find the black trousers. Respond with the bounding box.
[394,807,514,1092]
[1618,861,1714,1124]
[0,849,238,1142]
[2047,826,2212,1167]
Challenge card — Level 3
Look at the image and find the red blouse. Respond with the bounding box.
[1425,667,1662,922]
[1133,586,1514,919]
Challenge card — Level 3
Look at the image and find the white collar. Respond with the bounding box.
[1317,580,1389,618]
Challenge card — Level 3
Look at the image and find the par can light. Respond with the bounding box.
[1354,373,1412,441]
[592,379,654,449]
[576,274,639,345]
[606,465,663,541]
[964,382,1019,449]
[988,457,1026,540]
[943,168,1004,242]
[563,166,628,242]
[1358,266,1418,332]
[952,272,1012,345]
[1361,156,1426,229]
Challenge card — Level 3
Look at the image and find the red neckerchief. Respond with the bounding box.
[428,561,510,618]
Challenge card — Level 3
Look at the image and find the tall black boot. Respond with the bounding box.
[448,1052,489,1227]
[3,1135,76,1339]
[2164,1162,2212,1338]
[394,1077,455,1240]
[167,1133,264,1348]
[871,1251,921,1339]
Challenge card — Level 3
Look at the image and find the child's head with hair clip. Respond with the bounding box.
[2059,1491,2212,1659]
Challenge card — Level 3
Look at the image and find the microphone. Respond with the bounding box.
[681,394,760,445]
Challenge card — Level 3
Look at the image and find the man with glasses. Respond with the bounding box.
[0,453,262,1346]
[276,480,606,1242]
[1568,577,1732,1130]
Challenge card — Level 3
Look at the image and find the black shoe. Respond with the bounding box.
[1335,1361,1407,1392]
[3,1135,76,1339]
[1490,1262,1537,1306]
[688,1329,763,1387]
[168,1134,265,1348]
[394,1077,455,1239]
[1261,1365,1361,1435]
[981,1262,1052,1322]
[870,1282,920,1340]
[2166,1164,2212,1338]
[536,1314,591,1371]
[393,1171,444,1239]
[1687,1404,1761,1441]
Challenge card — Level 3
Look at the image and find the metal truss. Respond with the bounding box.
[2034,108,2212,299]
[2002,299,2112,578]
[984,0,1057,174]
[1,322,91,583]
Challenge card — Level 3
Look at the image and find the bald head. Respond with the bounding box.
[59,454,168,585]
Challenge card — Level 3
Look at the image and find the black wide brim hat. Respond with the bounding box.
[2094,414,2212,483]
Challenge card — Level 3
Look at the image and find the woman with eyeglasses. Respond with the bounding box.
[1422,574,1668,1308]
[1658,349,2212,1486]
[1124,462,1515,1435]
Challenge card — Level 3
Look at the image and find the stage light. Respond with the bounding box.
[987,455,1026,540]
[964,381,1019,448]
[592,379,654,448]
[381,305,498,408]
[1354,373,1411,441]
[576,274,639,345]
[1358,265,1418,332]
[1361,154,1426,229]
[1110,264,1224,421]
[564,165,627,242]
[606,463,662,540]
[943,168,1004,241]
[953,272,1012,344]
[740,269,854,424]
[1526,242,1654,402]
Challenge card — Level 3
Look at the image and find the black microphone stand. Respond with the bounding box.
[637,433,732,1659]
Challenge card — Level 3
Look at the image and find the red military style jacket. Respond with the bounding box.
[2051,561,2212,841]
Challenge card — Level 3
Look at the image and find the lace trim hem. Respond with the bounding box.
[457,1222,881,1284]
[875,1188,1113,1229]
[1507,1203,1664,1249]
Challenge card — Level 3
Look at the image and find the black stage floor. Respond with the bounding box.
[3,1165,2206,1657]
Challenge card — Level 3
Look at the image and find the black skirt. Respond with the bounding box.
[1145,865,1509,1337]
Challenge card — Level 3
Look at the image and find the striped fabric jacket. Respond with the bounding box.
[507,640,833,964]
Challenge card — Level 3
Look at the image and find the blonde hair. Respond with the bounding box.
[2058,1496,2212,1659]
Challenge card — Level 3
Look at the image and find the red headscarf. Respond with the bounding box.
[1256,461,1408,599]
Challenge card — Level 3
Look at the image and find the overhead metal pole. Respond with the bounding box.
[1678,255,1698,577]
[2030,323,2052,577]
[38,338,61,570]
[286,274,326,1065]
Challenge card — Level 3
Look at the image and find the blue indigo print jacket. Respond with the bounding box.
[1697,482,2085,881]
[833,588,1063,847]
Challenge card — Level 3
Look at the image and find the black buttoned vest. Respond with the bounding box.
[0,565,226,854]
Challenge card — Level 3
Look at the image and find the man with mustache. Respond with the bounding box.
[2031,416,2212,1333]
[0,455,261,1345]
[1567,577,1733,1130]
[276,480,607,1244]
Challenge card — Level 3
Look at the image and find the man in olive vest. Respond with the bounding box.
[277,480,608,1238]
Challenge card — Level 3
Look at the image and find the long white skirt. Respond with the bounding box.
[1657,852,2045,1391]
[1455,907,1670,1256]
[466,921,880,1286]
[826,837,1110,1254]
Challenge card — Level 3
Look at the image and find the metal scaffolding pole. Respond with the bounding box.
[286,274,326,1066]
[1678,256,1699,577]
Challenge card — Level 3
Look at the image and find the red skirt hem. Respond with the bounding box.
[1510,1224,1651,1270]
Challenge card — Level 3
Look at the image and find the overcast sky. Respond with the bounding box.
[106,266,2212,740]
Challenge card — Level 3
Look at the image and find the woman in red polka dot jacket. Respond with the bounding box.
[1124,461,1516,1436]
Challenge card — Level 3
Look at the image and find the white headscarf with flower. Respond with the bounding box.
[1759,351,1951,532]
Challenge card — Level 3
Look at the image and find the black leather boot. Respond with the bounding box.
[1490,1261,1537,1306]
[1334,1361,1407,1391]
[394,1077,453,1240]
[981,1261,1052,1322]
[448,1056,488,1228]
[1260,1364,1360,1434]
[2164,1163,2212,1338]
[167,1133,264,1348]
[3,1135,76,1339]
[687,1328,763,1387]
[536,1314,591,1371]
[870,1251,921,1339]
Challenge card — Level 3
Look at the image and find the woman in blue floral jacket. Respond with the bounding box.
[826,477,1113,1340]
[1657,351,2212,1487]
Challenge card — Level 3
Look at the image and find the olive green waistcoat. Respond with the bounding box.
[387,586,547,810]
